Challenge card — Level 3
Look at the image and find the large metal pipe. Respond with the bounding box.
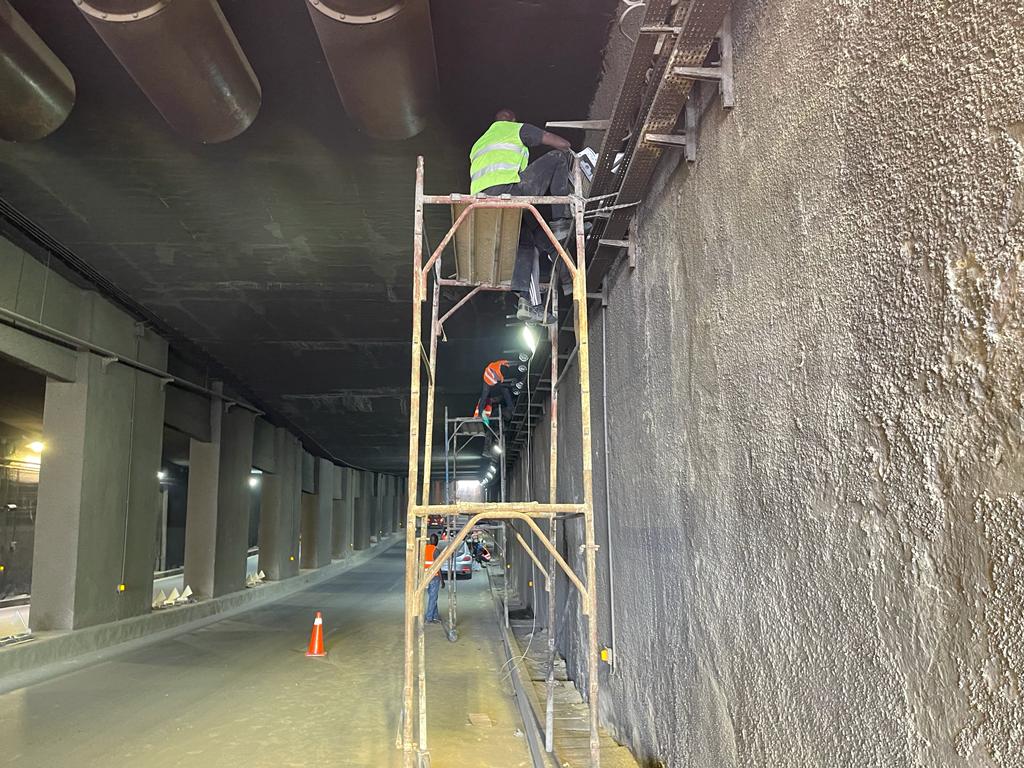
[0,0,75,141]
[74,0,260,143]
[305,0,438,140]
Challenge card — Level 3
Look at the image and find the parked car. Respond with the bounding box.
[439,542,473,580]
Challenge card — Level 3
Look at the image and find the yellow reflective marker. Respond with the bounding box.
[0,564,5,572]
[600,648,609,662]
[528,580,533,588]
[289,555,295,561]
[117,583,126,592]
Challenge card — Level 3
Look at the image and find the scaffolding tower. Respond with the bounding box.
[438,407,507,638]
[403,155,600,767]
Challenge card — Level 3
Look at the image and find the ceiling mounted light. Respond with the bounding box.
[157,470,167,481]
[248,476,260,488]
[28,441,44,454]
[6,504,16,510]
[492,444,503,455]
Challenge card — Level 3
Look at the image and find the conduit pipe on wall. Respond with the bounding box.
[305,0,438,140]
[0,0,76,141]
[602,308,617,674]
[0,305,262,415]
[74,0,261,143]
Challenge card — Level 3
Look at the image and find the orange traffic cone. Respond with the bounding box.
[306,611,326,657]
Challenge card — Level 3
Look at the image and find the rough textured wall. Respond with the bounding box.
[518,1,1024,765]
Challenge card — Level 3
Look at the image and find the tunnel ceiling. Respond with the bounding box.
[0,0,616,474]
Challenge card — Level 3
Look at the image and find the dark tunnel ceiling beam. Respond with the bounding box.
[305,0,438,140]
[74,0,261,143]
[0,0,75,141]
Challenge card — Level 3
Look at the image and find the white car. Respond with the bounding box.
[439,542,473,580]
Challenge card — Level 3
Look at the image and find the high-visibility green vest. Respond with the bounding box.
[469,121,529,195]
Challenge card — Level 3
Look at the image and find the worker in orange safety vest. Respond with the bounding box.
[424,533,441,623]
[477,359,515,426]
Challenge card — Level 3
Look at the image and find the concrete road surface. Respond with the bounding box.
[0,544,532,767]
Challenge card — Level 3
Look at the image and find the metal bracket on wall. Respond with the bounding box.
[673,11,735,109]
[100,355,118,371]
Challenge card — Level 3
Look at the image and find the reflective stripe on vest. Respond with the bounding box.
[469,121,529,195]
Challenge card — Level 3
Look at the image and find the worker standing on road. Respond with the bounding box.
[477,358,515,427]
[424,533,441,623]
[470,109,573,324]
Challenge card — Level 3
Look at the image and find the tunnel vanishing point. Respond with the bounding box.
[1,1,1022,767]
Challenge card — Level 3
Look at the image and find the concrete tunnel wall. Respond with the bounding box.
[1,231,405,635]
[509,2,1024,766]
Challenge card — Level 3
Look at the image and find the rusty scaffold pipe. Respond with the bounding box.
[74,0,261,143]
[305,0,438,141]
[0,0,75,142]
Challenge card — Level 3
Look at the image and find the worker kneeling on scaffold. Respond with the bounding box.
[470,109,574,326]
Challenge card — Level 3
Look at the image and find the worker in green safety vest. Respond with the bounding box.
[470,109,574,325]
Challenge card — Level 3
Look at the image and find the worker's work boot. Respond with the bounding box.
[516,302,555,326]
[549,218,573,244]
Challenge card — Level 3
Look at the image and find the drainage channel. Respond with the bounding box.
[486,564,558,768]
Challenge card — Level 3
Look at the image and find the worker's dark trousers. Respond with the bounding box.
[486,151,573,306]
[478,382,514,421]
[511,244,572,304]
[483,150,572,219]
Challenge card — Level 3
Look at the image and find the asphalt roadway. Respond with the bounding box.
[0,543,532,767]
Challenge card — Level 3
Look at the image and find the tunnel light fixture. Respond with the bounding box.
[27,441,44,454]
[492,444,503,455]
[522,325,538,354]
[248,476,260,488]
[157,470,167,481]
[5,504,16,510]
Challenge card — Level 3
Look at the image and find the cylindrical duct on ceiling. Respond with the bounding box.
[305,0,438,141]
[0,0,76,142]
[74,0,261,143]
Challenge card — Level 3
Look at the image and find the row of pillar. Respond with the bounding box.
[31,348,405,629]
[2,242,408,633]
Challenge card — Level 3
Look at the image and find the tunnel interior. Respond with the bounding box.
[1,2,1020,767]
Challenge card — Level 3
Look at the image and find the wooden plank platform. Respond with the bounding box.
[451,203,521,284]
[508,619,639,768]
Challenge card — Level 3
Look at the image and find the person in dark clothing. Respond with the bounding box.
[477,358,516,426]
[470,109,574,324]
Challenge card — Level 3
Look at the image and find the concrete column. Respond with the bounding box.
[183,400,255,599]
[31,335,167,630]
[390,476,400,532]
[330,465,350,559]
[343,467,359,555]
[394,476,403,531]
[287,441,302,570]
[300,457,333,569]
[257,428,301,580]
[369,473,382,543]
[381,475,392,534]
[352,470,371,550]
[398,480,407,530]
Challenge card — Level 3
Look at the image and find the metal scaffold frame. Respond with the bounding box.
[402,156,600,767]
